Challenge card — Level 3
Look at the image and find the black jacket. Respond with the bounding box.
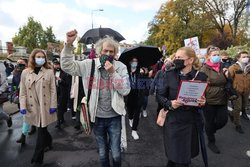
[4,61,14,76]
[55,69,72,98]
[126,69,150,108]
[156,68,207,164]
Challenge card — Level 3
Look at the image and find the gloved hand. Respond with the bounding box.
[20,109,27,115]
[49,108,57,114]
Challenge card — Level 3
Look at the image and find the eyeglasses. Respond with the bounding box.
[208,46,220,53]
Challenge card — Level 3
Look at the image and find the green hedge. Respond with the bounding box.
[222,44,250,58]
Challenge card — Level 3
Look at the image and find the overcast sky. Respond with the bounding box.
[0,0,166,46]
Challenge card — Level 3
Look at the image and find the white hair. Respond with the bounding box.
[95,36,119,57]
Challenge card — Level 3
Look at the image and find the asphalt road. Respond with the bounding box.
[1,95,250,167]
[0,62,250,167]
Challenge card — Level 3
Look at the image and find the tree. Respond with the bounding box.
[42,26,57,49]
[75,37,83,55]
[146,0,249,53]
[226,0,247,41]
[12,17,57,53]
[146,0,212,54]
[196,0,247,46]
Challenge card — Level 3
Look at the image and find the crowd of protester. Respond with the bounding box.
[0,31,250,167]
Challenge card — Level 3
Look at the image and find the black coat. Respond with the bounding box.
[12,71,21,91]
[156,68,207,164]
[77,77,85,106]
[55,69,72,106]
[126,70,150,109]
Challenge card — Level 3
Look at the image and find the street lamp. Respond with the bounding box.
[91,9,104,29]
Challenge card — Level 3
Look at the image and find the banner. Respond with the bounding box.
[184,37,200,54]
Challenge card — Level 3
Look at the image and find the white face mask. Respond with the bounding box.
[35,58,45,66]
[130,62,138,69]
[241,58,249,64]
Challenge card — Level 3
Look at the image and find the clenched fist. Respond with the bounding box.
[66,29,78,45]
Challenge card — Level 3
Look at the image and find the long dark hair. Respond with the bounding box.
[127,57,140,74]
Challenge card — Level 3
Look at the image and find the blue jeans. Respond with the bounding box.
[93,116,122,167]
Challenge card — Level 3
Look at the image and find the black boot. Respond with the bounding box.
[74,124,80,130]
[236,125,244,134]
[28,126,36,135]
[228,112,234,122]
[16,133,26,144]
[241,110,249,120]
[7,116,12,127]
[31,162,42,167]
[44,145,53,152]
[55,121,61,129]
[208,141,220,154]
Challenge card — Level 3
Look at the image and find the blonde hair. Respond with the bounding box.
[95,36,119,57]
[177,47,201,70]
[170,53,176,60]
[28,48,51,70]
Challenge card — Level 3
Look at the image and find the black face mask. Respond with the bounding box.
[173,59,186,70]
[99,55,114,67]
[17,64,25,70]
[222,59,228,63]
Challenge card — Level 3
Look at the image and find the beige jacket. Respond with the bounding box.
[19,67,57,127]
[60,44,131,123]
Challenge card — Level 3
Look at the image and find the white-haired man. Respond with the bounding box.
[60,30,130,167]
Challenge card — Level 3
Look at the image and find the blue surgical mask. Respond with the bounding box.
[199,58,205,64]
[35,58,45,66]
[210,55,220,64]
[130,62,138,69]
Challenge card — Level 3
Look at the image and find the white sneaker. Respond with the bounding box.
[247,150,250,158]
[142,110,147,117]
[129,119,133,127]
[131,130,139,140]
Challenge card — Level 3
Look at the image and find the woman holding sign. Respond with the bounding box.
[157,47,207,167]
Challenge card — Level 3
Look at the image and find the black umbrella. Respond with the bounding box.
[118,45,163,67]
[79,27,125,44]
